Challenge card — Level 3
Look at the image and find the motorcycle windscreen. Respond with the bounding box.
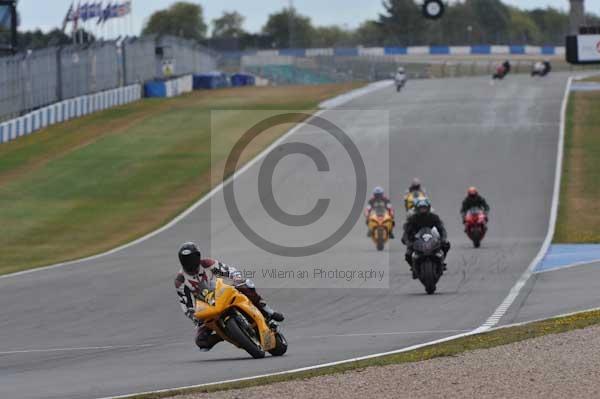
[373,205,388,217]
[414,228,441,254]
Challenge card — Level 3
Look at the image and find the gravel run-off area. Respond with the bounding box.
[175,325,600,399]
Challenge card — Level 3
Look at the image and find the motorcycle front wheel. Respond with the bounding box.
[470,227,482,248]
[420,260,437,295]
[376,228,386,251]
[225,314,265,359]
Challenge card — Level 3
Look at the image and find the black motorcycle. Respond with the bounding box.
[411,227,445,294]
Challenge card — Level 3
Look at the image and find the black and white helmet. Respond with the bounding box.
[178,242,201,275]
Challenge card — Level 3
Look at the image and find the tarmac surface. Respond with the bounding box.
[0,73,574,399]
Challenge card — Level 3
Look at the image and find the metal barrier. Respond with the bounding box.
[241,54,600,84]
[0,36,217,122]
[0,84,141,144]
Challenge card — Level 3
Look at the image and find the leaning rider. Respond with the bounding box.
[365,186,396,238]
[175,242,284,351]
[402,198,450,279]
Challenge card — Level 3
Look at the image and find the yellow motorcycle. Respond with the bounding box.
[194,278,287,359]
[404,190,428,216]
[367,207,394,251]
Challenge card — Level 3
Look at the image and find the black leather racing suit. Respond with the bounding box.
[402,212,450,267]
[460,195,490,216]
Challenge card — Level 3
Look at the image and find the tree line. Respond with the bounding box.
[142,0,600,50]
[12,0,600,52]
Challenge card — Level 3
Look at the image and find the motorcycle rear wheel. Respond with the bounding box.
[225,314,265,359]
[268,332,288,356]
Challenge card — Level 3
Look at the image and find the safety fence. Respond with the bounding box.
[144,74,193,98]
[0,84,141,144]
[0,36,217,122]
[222,44,566,62]
[241,54,600,84]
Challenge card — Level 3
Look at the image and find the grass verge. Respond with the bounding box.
[0,83,362,275]
[554,89,600,242]
[581,74,600,82]
[124,308,600,399]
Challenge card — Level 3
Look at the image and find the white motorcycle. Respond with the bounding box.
[395,67,407,92]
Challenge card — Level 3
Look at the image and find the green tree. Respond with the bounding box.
[17,28,73,50]
[262,8,314,48]
[507,8,541,44]
[528,8,568,44]
[378,0,425,45]
[142,2,207,41]
[435,1,478,45]
[354,20,385,46]
[311,25,353,47]
[212,11,245,39]
[467,0,510,43]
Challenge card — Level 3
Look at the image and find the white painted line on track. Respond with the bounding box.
[0,343,155,356]
[489,305,600,330]
[318,80,393,108]
[478,76,573,330]
[98,329,479,399]
[0,80,391,281]
[394,122,559,129]
[0,330,472,356]
[306,329,472,339]
[534,259,600,274]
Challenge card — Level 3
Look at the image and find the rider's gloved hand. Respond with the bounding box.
[230,271,245,285]
[185,309,197,321]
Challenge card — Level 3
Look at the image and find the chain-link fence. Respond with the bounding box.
[240,54,600,85]
[122,37,156,86]
[0,36,218,122]
[155,36,218,77]
[58,42,122,100]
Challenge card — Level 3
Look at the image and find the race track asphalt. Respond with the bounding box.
[0,73,570,399]
[504,261,600,324]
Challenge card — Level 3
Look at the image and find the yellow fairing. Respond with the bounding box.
[404,191,427,211]
[194,279,277,351]
[368,209,393,246]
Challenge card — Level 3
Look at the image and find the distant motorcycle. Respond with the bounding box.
[492,60,511,80]
[411,227,446,294]
[531,61,551,77]
[493,65,508,80]
[396,80,406,92]
[367,206,394,251]
[464,207,488,248]
[395,67,407,92]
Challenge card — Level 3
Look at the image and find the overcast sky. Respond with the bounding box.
[17,0,600,36]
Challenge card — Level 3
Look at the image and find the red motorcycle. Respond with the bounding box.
[464,207,488,248]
